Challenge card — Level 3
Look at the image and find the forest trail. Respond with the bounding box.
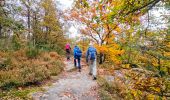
[32,58,99,100]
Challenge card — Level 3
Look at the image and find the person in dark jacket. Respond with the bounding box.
[73,45,82,72]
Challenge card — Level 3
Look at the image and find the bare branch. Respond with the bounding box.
[126,0,161,15]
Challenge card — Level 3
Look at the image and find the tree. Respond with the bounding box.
[37,0,67,50]
[67,0,156,64]
[20,0,32,39]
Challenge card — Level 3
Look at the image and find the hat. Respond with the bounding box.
[89,42,93,46]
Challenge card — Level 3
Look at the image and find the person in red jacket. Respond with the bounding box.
[65,43,71,60]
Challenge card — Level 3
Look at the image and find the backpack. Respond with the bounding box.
[88,47,96,60]
[75,48,82,58]
[65,44,70,50]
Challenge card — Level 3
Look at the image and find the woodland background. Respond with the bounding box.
[0,0,170,99]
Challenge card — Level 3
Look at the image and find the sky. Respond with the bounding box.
[56,0,80,38]
[56,0,170,38]
[56,0,74,10]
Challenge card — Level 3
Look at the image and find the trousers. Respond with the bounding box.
[89,59,97,77]
[74,58,81,69]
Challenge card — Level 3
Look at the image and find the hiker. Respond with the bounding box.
[73,45,82,72]
[65,43,71,60]
[86,43,97,80]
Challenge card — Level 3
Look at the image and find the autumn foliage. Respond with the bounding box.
[65,0,170,99]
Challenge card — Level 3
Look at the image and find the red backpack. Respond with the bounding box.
[65,44,70,50]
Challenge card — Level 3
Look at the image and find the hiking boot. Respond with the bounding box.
[79,69,81,72]
[93,77,97,80]
[89,73,92,75]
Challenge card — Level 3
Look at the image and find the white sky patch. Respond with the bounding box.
[56,0,74,10]
[69,26,80,38]
[56,0,79,38]
[141,6,170,30]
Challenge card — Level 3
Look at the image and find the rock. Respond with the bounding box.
[104,75,115,82]
[131,68,145,73]
[130,64,138,68]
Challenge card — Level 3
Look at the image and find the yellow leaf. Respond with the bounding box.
[147,94,155,100]
[115,26,121,33]
[150,87,161,92]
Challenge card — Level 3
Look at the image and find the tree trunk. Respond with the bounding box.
[27,3,31,40]
[0,24,2,38]
[44,10,48,44]
[44,26,49,44]
[99,53,103,64]
[168,67,170,75]
[32,12,38,46]
[157,57,161,71]
[127,31,132,64]
[127,50,131,64]
[28,8,30,32]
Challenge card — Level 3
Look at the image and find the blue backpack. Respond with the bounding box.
[75,48,82,58]
[88,47,96,60]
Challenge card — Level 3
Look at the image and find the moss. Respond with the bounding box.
[0,87,44,100]
[1,82,20,91]
[11,89,32,99]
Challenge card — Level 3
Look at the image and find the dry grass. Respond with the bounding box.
[0,50,64,91]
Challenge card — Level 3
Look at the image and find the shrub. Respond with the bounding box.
[0,58,12,70]
[52,45,65,55]
[97,77,123,100]
[0,70,21,90]
[12,35,22,51]
[36,44,65,55]
[20,65,50,83]
[49,60,64,76]
[0,50,64,90]
[26,47,39,59]
[99,89,113,100]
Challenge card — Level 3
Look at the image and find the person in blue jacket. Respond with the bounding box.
[86,43,97,80]
[74,45,82,72]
